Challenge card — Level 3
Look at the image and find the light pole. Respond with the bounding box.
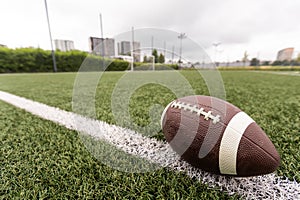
[99,13,105,57]
[178,33,187,64]
[163,41,166,57]
[131,27,134,71]
[151,36,154,52]
[44,0,57,72]
[172,45,175,64]
[213,42,221,64]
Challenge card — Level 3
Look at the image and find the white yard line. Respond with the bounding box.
[0,90,299,199]
[253,71,300,76]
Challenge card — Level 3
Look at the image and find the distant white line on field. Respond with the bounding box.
[0,90,299,200]
[252,71,300,76]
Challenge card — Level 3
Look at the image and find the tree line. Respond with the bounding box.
[0,47,179,73]
[143,49,165,63]
[0,47,130,73]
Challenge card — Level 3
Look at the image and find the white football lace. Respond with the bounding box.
[171,101,221,124]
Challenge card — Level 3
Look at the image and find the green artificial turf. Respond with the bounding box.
[0,101,238,199]
[0,70,299,199]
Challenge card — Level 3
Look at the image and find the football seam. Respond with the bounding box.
[218,120,280,165]
[171,100,241,127]
[170,101,221,124]
[236,129,280,164]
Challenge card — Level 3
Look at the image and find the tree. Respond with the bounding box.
[272,60,283,66]
[290,59,300,66]
[158,53,165,63]
[143,55,148,63]
[250,58,260,66]
[262,61,270,66]
[152,49,158,63]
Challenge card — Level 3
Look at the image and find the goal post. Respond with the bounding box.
[129,53,155,71]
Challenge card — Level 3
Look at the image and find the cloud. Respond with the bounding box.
[1,0,300,61]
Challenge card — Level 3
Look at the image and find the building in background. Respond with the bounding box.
[132,41,141,62]
[89,37,115,57]
[117,41,141,62]
[276,47,294,61]
[54,39,75,52]
[118,41,131,55]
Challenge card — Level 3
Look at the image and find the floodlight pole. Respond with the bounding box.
[151,55,155,71]
[44,0,57,72]
[164,41,166,57]
[257,52,260,67]
[178,33,187,64]
[131,27,134,71]
[172,45,175,64]
[151,36,154,52]
[100,13,104,40]
[99,13,105,57]
[213,42,221,64]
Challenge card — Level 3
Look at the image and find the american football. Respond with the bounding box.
[161,95,280,177]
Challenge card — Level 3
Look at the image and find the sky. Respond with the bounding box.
[1,0,300,62]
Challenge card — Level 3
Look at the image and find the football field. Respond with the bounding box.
[0,71,299,199]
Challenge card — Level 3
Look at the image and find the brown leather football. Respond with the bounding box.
[161,95,280,177]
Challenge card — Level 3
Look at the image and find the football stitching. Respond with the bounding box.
[239,126,280,164]
[171,101,221,124]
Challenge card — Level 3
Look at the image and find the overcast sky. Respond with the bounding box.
[1,0,300,62]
